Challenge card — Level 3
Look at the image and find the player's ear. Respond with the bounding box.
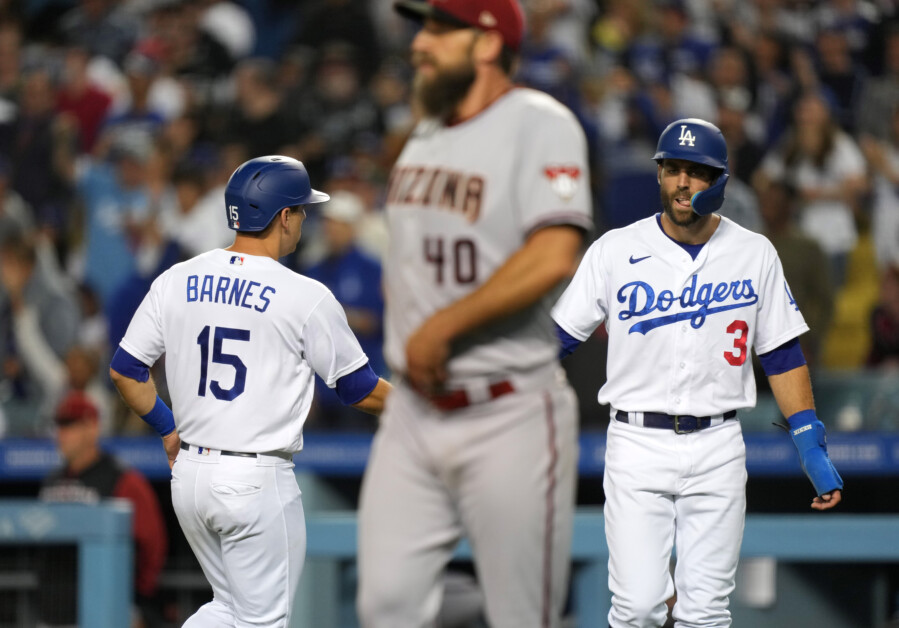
[473,30,504,66]
[279,207,291,229]
[657,163,663,185]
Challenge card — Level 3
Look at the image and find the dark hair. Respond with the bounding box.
[239,205,302,238]
[0,235,36,265]
[498,45,517,75]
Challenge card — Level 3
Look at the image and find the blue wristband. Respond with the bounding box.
[786,409,843,496]
[141,396,176,437]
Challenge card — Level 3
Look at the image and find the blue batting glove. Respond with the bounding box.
[787,410,843,497]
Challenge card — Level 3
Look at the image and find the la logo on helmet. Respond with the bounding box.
[678,125,696,147]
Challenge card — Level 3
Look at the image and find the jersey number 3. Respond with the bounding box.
[724,320,748,366]
[197,325,250,400]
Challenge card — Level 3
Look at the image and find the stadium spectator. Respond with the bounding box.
[814,27,867,131]
[303,190,385,429]
[1,68,73,239]
[857,23,899,141]
[71,138,156,309]
[218,57,300,159]
[38,390,168,627]
[754,90,868,287]
[0,20,22,104]
[55,46,113,155]
[758,180,835,368]
[745,30,795,147]
[157,160,231,258]
[57,0,140,65]
[861,105,899,268]
[868,262,899,368]
[291,42,384,184]
[293,0,382,84]
[195,0,256,62]
[715,94,766,186]
[92,50,168,165]
[0,236,80,432]
[0,155,35,243]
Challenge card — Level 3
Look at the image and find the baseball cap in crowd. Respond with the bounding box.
[321,190,365,224]
[394,0,525,52]
[54,391,99,427]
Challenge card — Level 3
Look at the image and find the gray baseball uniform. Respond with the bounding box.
[357,87,592,628]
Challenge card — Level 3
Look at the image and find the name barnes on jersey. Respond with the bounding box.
[186,273,276,313]
[617,274,760,335]
[387,165,484,222]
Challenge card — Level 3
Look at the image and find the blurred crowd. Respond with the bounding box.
[0,0,898,438]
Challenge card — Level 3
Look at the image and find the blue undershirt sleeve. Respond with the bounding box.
[758,337,806,376]
[110,347,151,383]
[556,323,583,359]
[335,362,380,405]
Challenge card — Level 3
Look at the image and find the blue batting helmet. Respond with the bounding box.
[653,118,729,216]
[224,156,330,232]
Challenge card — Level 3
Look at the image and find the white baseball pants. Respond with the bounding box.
[604,419,747,628]
[171,446,305,628]
[357,372,578,628]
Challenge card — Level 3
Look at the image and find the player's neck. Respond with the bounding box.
[660,212,721,245]
[450,71,513,125]
[227,234,282,261]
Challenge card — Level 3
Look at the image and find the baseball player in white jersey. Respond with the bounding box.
[551,118,843,627]
[356,1,592,627]
[109,156,391,627]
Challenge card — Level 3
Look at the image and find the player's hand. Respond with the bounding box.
[162,430,181,470]
[405,313,452,392]
[811,489,842,511]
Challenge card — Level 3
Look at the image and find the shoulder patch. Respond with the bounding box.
[544,165,580,200]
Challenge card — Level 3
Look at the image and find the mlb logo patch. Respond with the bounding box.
[196,447,211,455]
[230,255,245,266]
[544,165,580,200]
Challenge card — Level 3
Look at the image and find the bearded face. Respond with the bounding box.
[658,159,718,227]
[660,187,703,227]
[412,36,477,120]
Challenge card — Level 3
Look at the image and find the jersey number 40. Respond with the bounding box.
[425,237,478,285]
[197,325,250,401]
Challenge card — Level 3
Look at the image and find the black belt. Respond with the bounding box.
[180,442,256,458]
[615,410,737,434]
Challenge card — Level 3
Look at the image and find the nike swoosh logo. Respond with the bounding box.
[629,255,651,264]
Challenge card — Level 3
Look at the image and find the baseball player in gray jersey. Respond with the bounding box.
[356,1,593,627]
[551,119,843,627]
[109,156,391,627]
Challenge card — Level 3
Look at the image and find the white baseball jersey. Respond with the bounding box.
[119,248,368,452]
[552,215,808,416]
[383,88,593,383]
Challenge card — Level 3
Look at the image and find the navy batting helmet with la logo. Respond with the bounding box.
[653,118,729,216]
[224,156,330,232]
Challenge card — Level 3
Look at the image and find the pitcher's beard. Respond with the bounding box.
[413,63,476,121]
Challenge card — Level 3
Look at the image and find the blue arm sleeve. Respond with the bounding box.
[335,362,380,406]
[758,337,806,376]
[556,323,583,359]
[110,347,151,383]
[787,409,843,496]
[141,396,176,437]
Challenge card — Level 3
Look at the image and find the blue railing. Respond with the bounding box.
[0,500,132,628]
[2,430,898,481]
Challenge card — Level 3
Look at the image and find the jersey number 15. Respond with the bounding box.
[197,325,250,401]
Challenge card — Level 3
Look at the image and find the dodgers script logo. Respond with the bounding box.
[617,274,758,335]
